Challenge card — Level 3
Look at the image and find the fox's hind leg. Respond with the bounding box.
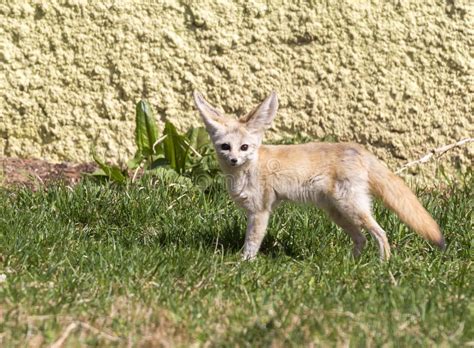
[340,208,391,260]
[341,207,391,260]
[360,215,391,260]
[331,186,391,260]
[326,206,366,258]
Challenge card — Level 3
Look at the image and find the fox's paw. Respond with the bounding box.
[242,249,258,261]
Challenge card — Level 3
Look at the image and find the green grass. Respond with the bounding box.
[0,174,472,347]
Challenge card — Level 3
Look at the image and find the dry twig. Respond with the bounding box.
[396,138,473,174]
[50,321,121,347]
[50,323,78,348]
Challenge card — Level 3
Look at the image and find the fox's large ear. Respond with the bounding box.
[193,91,226,134]
[241,91,278,133]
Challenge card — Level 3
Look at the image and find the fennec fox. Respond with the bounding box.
[193,91,445,261]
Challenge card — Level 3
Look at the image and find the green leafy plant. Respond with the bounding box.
[131,100,162,168]
[92,100,219,186]
[92,151,127,184]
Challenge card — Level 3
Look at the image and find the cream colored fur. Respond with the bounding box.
[193,91,445,261]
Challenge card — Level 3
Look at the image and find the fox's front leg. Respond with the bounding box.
[242,210,271,260]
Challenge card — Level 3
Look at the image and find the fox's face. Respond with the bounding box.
[211,125,260,167]
[194,91,278,168]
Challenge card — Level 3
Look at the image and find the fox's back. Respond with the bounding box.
[258,142,370,176]
[257,142,372,205]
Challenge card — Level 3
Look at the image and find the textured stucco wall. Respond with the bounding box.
[0,0,472,180]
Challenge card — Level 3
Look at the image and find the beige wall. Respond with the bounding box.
[1,0,472,181]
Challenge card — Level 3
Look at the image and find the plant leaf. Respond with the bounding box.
[163,121,190,174]
[127,150,144,170]
[92,152,127,184]
[135,100,160,158]
[186,127,209,151]
[150,157,169,169]
[91,168,107,176]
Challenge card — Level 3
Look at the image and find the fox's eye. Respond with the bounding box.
[240,144,249,151]
[221,143,231,151]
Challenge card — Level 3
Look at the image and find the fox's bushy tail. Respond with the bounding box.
[368,159,445,249]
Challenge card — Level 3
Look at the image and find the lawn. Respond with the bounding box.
[1,173,472,346]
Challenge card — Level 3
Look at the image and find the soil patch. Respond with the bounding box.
[0,157,97,190]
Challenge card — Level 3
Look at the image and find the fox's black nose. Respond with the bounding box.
[230,158,238,164]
